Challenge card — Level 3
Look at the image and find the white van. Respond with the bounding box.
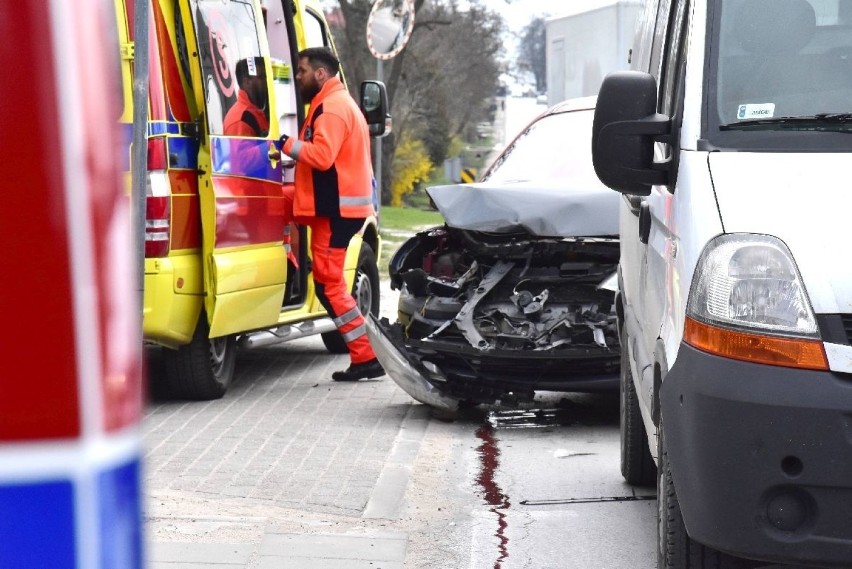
[591,0,852,567]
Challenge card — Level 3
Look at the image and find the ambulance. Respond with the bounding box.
[116,0,388,399]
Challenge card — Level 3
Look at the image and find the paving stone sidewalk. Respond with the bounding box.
[143,281,426,568]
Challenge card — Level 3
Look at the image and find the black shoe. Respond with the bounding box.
[332,358,385,382]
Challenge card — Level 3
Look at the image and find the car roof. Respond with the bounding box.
[544,96,597,116]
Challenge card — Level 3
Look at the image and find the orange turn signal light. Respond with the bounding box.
[684,317,828,371]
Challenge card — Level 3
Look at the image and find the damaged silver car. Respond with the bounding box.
[368,98,621,411]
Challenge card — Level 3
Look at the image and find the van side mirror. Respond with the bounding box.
[360,80,392,138]
[592,71,672,196]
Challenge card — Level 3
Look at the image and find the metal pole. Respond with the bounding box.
[375,58,383,203]
[131,0,150,316]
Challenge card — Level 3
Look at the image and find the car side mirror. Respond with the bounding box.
[591,71,672,196]
[360,80,392,138]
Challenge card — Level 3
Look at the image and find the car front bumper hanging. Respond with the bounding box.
[366,315,460,411]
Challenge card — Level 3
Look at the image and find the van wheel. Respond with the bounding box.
[161,313,236,400]
[322,242,381,354]
[658,420,743,569]
[620,332,656,486]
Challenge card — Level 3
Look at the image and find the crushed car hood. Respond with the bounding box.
[426,180,620,237]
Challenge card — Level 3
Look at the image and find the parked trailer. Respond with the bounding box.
[546,1,640,104]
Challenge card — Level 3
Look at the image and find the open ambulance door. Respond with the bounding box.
[180,0,287,338]
[265,0,308,309]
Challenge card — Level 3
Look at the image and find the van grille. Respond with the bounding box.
[842,315,852,344]
[817,314,852,346]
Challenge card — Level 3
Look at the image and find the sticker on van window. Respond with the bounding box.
[737,103,776,120]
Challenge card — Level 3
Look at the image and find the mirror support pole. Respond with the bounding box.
[131,0,150,327]
[374,58,383,205]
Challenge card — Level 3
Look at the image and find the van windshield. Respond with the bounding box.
[707,0,852,149]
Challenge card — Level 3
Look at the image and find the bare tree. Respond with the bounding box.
[517,15,546,94]
[327,0,504,205]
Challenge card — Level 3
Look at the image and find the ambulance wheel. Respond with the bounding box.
[322,242,381,354]
[162,312,236,400]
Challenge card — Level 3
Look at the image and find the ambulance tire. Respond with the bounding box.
[322,242,381,354]
[162,312,236,400]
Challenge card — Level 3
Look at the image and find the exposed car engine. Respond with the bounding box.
[379,226,620,405]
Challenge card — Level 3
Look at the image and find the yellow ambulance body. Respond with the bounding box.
[116,0,382,398]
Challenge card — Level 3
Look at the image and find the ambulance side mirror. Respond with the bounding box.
[360,80,392,138]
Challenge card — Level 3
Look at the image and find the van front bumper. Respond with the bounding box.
[661,343,852,567]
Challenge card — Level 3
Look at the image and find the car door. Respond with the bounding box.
[180,0,288,337]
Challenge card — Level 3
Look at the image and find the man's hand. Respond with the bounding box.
[274,134,290,151]
[271,135,295,168]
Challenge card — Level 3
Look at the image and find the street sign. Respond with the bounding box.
[460,167,477,183]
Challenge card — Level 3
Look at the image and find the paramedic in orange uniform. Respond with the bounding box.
[279,47,384,382]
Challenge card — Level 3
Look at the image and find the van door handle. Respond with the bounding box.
[625,195,643,216]
[639,202,651,244]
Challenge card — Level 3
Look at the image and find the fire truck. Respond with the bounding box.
[116,0,388,399]
[0,0,145,566]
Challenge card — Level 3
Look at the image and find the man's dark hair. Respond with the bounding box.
[235,57,266,86]
[299,47,340,76]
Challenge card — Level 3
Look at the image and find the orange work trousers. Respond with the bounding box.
[280,186,375,364]
[307,216,376,364]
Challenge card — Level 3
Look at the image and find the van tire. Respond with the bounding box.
[620,334,656,486]
[322,242,381,354]
[658,419,747,569]
[161,313,236,400]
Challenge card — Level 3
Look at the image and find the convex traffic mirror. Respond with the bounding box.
[366,0,415,60]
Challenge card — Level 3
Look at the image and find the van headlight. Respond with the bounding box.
[685,234,827,370]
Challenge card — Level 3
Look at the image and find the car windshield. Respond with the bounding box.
[482,108,602,187]
[708,0,852,148]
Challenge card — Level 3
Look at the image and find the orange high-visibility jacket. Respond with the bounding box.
[282,76,375,219]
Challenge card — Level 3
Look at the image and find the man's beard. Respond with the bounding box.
[300,81,320,103]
